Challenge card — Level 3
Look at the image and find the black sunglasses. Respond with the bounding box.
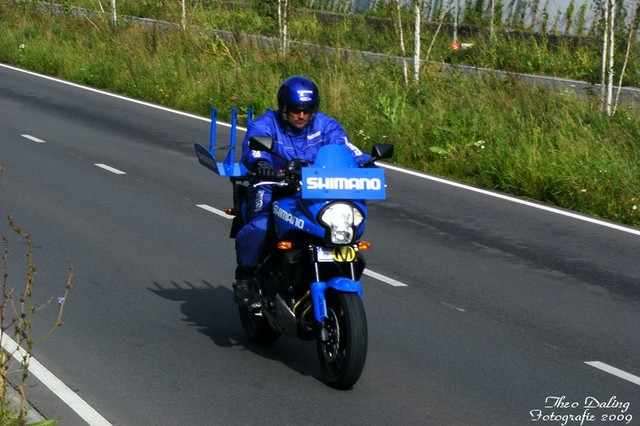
[288,106,313,114]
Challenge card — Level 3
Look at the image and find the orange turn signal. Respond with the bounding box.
[225,208,236,216]
[277,241,293,250]
[357,241,371,251]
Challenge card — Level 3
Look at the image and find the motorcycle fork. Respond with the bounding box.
[312,254,357,282]
[310,249,360,342]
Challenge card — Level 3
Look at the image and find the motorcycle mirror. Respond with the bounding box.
[249,136,275,152]
[361,143,394,167]
[249,135,289,162]
[371,143,394,160]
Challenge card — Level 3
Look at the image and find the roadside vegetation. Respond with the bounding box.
[57,0,640,87]
[0,168,72,426]
[0,1,638,229]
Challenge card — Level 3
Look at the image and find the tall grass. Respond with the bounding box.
[0,3,638,226]
[60,0,640,86]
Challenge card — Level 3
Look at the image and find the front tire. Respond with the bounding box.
[239,305,281,345]
[316,292,368,390]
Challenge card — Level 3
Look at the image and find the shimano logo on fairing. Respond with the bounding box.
[273,203,305,229]
[306,177,382,191]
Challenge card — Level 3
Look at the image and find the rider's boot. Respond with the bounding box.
[233,265,255,305]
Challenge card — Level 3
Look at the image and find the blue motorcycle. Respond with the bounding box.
[195,109,393,389]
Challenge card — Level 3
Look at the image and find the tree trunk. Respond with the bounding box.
[111,0,117,25]
[414,0,423,83]
[613,0,638,114]
[605,0,615,116]
[394,0,409,86]
[181,0,186,30]
[278,0,289,56]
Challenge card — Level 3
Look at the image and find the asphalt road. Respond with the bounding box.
[1,64,639,426]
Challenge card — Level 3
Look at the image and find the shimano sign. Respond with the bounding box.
[306,177,383,191]
[302,168,386,200]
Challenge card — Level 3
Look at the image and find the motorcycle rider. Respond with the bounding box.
[233,75,372,305]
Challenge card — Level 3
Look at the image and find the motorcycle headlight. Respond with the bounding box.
[319,202,364,245]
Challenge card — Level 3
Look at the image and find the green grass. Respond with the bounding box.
[61,0,640,86]
[0,3,639,226]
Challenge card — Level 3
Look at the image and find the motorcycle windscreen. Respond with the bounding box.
[301,167,386,200]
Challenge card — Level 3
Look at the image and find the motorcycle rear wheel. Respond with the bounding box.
[238,305,281,345]
[316,291,368,390]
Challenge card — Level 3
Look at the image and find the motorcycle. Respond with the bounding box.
[195,108,393,389]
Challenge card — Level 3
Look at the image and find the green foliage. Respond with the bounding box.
[564,0,575,35]
[55,0,640,86]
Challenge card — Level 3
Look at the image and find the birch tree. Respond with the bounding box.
[181,0,186,30]
[111,0,117,25]
[613,0,639,114]
[414,0,424,82]
[600,0,615,116]
[393,0,410,86]
[278,0,289,56]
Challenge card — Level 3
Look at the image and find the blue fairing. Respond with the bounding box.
[312,144,358,168]
[311,278,362,322]
[272,196,367,241]
[271,144,382,240]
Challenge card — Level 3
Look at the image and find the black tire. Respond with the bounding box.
[238,305,281,345]
[316,292,368,390]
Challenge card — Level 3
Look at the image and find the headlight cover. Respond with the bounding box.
[319,202,364,244]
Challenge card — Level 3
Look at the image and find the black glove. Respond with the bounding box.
[286,159,304,177]
[254,161,276,179]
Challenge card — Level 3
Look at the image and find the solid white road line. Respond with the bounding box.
[94,164,126,175]
[1,334,113,426]
[1,63,217,126]
[21,134,45,143]
[380,163,640,237]
[585,361,640,386]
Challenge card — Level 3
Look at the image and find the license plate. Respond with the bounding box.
[316,246,357,263]
[316,247,334,262]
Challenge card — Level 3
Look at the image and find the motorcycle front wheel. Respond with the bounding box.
[316,291,368,390]
[238,305,281,345]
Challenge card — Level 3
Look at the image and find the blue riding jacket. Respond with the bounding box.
[235,110,371,267]
[241,110,370,170]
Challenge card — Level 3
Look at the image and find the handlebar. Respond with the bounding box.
[231,156,380,187]
[231,170,295,187]
[253,179,290,188]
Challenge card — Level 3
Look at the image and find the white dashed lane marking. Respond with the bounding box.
[95,164,126,175]
[22,134,45,143]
